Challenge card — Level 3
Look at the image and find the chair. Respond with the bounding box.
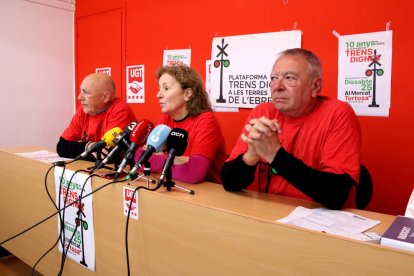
[355,164,373,209]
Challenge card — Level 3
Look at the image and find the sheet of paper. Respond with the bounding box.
[405,189,414,218]
[15,150,72,164]
[277,206,380,236]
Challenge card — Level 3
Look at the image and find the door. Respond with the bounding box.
[76,9,123,104]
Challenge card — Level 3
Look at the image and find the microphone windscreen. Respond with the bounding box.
[102,127,123,147]
[166,128,188,156]
[147,124,171,152]
[112,121,137,148]
[130,119,154,146]
[123,120,138,135]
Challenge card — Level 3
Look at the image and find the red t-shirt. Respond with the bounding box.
[159,111,227,184]
[61,97,137,142]
[227,96,361,201]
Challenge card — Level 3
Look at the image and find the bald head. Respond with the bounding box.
[78,73,116,115]
[85,73,116,95]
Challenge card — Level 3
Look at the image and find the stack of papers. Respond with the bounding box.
[277,206,380,237]
[15,150,72,164]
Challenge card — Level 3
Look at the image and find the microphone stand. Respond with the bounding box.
[89,151,121,179]
[161,167,195,195]
[86,150,102,171]
[87,149,112,172]
[128,161,156,186]
[143,161,151,188]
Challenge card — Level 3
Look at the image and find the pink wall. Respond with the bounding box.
[0,0,74,148]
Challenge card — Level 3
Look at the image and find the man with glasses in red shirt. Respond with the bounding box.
[221,48,361,210]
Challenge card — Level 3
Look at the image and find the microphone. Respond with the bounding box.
[74,127,122,161]
[115,120,138,150]
[93,121,138,171]
[157,128,188,186]
[126,124,171,180]
[114,119,154,179]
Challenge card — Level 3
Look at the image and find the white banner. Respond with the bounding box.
[210,31,302,108]
[126,65,145,103]
[338,31,393,116]
[95,67,111,76]
[54,167,95,271]
[123,186,138,220]
[163,49,191,66]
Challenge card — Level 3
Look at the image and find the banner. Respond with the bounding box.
[126,65,145,103]
[123,186,138,220]
[54,167,95,271]
[95,67,111,75]
[210,31,301,108]
[338,31,393,116]
[163,49,191,66]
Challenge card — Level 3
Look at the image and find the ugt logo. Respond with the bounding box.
[214,38,230,103]
[365,49,384,107]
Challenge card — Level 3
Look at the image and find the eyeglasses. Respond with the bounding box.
[269,73,299,87]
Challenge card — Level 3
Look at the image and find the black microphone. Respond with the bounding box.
[115,120,138,151]
[157,128,188,187]
[93,121,137,171]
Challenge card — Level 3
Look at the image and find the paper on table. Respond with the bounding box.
[276,206,380,237]
[15,150,72,164]
[405,189,414,218]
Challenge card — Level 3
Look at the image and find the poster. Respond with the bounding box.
[126,65,145,103]
[95,67,111,75]
[210,31,301,109]
[338,31,393,116]
[163,49,191,66]
[54,167,95,271]
[123,186,138,220]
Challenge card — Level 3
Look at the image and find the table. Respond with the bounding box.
[1,147,413,275]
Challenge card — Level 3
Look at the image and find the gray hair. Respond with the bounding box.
[278,48,322,79]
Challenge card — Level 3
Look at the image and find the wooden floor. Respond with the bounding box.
[0,255,42,276]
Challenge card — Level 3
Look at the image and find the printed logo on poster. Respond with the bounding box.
[126,65,145,104]
[206,60,238,113]
[210,31,302,109]
[95,67,111,75]
[123,186,138,220]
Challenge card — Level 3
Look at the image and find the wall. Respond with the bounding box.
[0,0,75,149]
[75,0,414,216]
